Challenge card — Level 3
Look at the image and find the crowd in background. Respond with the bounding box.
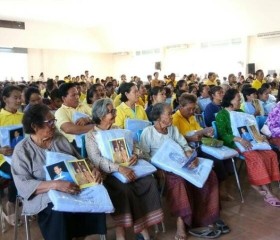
[1,68,280,240]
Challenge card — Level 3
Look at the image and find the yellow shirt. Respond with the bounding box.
[110,92,117,100]
[115,102,148,129]
[113,94,122,107]
[252,79,266,90]
[172,110,202,136]
[55,104,77,143]
[79,92,87,102]
[137,96,147,108]
[0,109,23,166]
[204,79,217,86]
[76,103,92,116]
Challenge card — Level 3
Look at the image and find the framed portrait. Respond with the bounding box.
[237,126,253,142]
[45,161,74,183]
[66,159,96,189]
[109,138,130,166]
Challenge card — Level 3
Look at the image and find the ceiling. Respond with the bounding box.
[0,0,280,51]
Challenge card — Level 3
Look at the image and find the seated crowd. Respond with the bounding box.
[1,69,280,240]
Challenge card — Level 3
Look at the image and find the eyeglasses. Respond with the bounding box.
[43,119,57,126]
[107,108,117,115]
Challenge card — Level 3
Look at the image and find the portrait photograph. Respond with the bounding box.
[45,161,74,183]
[9,127,24,148]
[67,159,96,188]
[109,138,129,165]
[237,126,253,142]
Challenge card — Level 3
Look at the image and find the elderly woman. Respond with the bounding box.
[86,98,163,240]
[140,103,226,240]
[172,93,230,185]
[11,104,106,240]
[0,85,23,225]
[216,89,280,207]
[115,82,148,128]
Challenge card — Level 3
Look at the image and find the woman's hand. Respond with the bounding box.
[0,146,13,156]
[91,167,102,184]
[118,166,136,181]
[128,154,138,166]
[203,127,214,137]
[188,157,199,169]
[54,180,81,195]
[238,138,252,150]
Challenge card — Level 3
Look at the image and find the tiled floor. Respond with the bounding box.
[2,167,280,240]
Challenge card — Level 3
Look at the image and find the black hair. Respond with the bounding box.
[164,87,172,98]
[221,88,239,108]
[22,104,50,134]
[261,83,270,89]
[24,87,41,105]
[147,86,164,106]
[242,87,257,101]
[255,69,263,76]
[175,80,187,91]
[58,83,75,98]
[120,82,135,102]
[86,83,102,104]
[209,86,223,100]
[257,86,269,96]
[105,82,114,88]
[50,88,61,101]
[0,85,21,108]
[136,81,144,90]
[150,102,169,122]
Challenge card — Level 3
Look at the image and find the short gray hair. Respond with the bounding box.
[92,98,113,124]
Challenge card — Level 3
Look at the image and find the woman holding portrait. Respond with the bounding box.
[11,104,106,240]
[140,103,226,240]
[216,89,280,207]
[0,85,23,225]
[86,98,163,240]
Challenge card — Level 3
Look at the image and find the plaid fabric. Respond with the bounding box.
[104,175,163,233]
[165,170,219,228]
[243,150,280,185]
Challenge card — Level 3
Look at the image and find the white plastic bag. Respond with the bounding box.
[151,139,213,188]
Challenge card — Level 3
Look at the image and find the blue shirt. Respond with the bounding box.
[204,102,222,127]
[198,97,211,112]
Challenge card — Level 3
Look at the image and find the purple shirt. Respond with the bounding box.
[267,102,280,137]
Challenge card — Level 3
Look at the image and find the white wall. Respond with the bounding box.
[27,49,113,80]
[0,52,28,81]
[0,20,106,52]
[248,36,280,75]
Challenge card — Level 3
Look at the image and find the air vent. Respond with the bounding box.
[0,20,25,30]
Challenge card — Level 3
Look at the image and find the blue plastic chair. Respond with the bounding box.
[80,135,87,158]
[211,121,244,202]
[256,115,267,130]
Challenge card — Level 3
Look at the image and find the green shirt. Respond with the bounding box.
[216,109,242,149]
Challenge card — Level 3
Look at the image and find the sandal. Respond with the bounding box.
[189,227,221,239]
[264,195,280,207]
[174,234,188,240]
[213,219,230,234]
